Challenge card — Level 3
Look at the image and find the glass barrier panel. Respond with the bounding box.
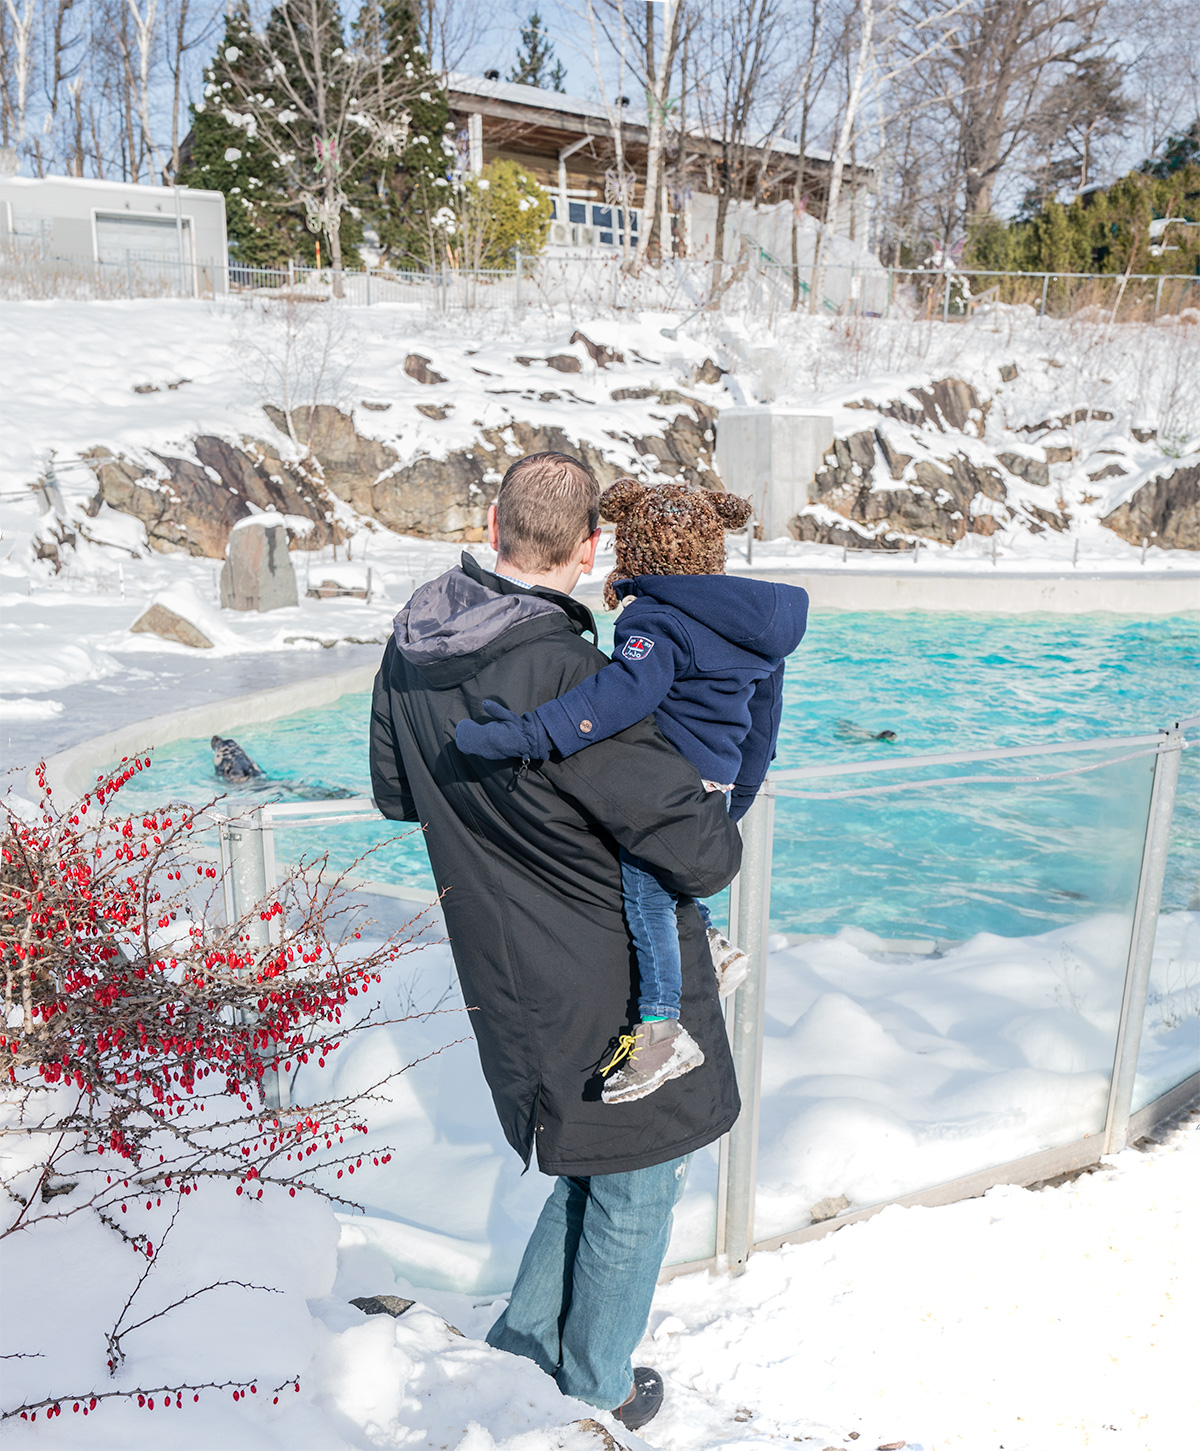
[754,747,1155,1245]
[1132,742,1200,1113]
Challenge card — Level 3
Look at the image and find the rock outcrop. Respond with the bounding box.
[789,428,1008,548]
[84,390,719,552]
[788,427,1073,549]
[85,433,343,559]
[1101,464,1200,549]
[847,377,987,436]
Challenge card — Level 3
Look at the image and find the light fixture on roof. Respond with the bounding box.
[485,69,500,80]
[1148,216,1199,256]
[617,95,631,107]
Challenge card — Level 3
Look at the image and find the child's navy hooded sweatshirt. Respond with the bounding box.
[532,574,808,819]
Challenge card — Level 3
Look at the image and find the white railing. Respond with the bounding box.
[210,715,1197,1277]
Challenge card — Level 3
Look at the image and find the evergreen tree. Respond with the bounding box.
[178,6,310,267]
[508,11,566,92]
[965,162,1200,276]
[1142,119,1200,180]
[368,0,453,267]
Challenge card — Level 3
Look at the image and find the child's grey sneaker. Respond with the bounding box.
[708,927,751,997]
[601,1019,705,1104]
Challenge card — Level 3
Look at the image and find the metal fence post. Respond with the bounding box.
[720,782,774,1274]
[1039,272,1050,321]
[1153,275,1163,322]
[515,247,522,312]
[1102,727,1185,1153]
[222,805,289,1112]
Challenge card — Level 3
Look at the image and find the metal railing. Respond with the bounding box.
[207,714,1197,1281]
[5,233,1200,325]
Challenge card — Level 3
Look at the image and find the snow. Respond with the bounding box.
[2,295,1198,1449]
[3,1068,1195,1449]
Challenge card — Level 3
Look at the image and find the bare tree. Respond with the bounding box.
[161,0,219,182]
[895,0,1105,242]
[809,1,967,307]
[690,0,793,266]
[1106,0,1200,169]
[2,0,39,150]
[786,0,844,306]
[417,0,492,74]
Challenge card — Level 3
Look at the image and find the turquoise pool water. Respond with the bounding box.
[123,611,1200,940]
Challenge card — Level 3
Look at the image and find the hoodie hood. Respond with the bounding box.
[393,554,591,687]
[619,574,808,660]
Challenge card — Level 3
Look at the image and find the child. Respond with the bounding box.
[456,479,809,1103]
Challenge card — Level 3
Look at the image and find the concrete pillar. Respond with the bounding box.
[714,408,835,541]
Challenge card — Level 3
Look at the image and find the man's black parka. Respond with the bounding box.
[369,553,742,1177]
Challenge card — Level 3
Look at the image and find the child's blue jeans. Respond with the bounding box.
[619,848,713,1020]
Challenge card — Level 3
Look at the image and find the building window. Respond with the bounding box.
[550,199,558,220]
[592,205,613,229]
[600,231,614,245]
[568,202,586,224]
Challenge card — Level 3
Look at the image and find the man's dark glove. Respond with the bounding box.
[455,700,553,761]
[728,787,758,824]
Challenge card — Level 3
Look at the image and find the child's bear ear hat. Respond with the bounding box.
[598,478,752,609]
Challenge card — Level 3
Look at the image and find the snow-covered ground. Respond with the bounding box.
[3,1088,1195,1450]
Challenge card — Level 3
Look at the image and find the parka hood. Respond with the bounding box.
[618,574,808,660]
[393,553,594,687]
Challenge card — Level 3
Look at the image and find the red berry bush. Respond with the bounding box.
[1,757,445,1422]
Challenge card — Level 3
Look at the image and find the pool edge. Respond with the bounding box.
[36,663,379,803]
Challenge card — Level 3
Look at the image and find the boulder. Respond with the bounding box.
[404,354,447,385]
[545,354,583,373]
[129,602,213,648]
[998,451,1050,488]
[690,358,725,386]
[1101,464,1200,549]
[1017,407,1113,433]
[219,520,298,612]
[569,330,624,367]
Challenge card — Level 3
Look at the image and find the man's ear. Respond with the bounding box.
[711,492,753,529]
[599,477,647,522]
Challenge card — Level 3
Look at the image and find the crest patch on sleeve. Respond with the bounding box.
[621,635,655,661]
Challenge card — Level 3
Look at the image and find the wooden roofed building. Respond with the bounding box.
[446,74,877,265]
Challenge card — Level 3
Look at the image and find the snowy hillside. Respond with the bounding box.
[2,297,1198,736]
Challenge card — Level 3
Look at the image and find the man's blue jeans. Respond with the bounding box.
[620,848,713,1020]
[486,1155,689,1409]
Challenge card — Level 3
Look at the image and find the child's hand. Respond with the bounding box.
[455,701,553,761]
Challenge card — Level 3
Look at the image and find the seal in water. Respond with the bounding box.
[835,720,897,743]
[211,734,264,784]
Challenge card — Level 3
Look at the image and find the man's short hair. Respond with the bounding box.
[495,452,601,572]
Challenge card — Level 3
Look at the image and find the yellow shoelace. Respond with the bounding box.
[601,1033,639,1075]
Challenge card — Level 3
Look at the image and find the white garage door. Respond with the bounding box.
[95,212,192,289]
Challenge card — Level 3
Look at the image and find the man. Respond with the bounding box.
[369,452,742,1431]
